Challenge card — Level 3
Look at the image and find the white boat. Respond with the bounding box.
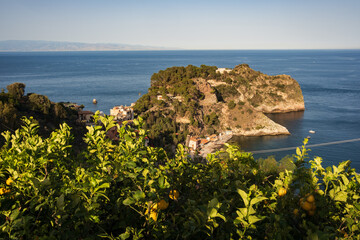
[309,130,315,134]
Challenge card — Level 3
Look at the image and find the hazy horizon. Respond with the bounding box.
[1,0,359,50]
[1,40,360,52]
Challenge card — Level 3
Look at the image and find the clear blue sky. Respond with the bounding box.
[1,0,359,49]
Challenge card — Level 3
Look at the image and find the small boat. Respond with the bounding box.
[309,130,315,134]
[92,98,97,104]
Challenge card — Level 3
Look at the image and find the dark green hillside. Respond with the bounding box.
[0,83,86,147]
[134,65,223,150]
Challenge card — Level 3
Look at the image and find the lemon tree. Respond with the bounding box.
[0,115,359,239]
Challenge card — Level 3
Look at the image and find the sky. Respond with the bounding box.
[0,0,359,49]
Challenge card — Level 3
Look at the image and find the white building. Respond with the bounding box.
[110,105,134,121]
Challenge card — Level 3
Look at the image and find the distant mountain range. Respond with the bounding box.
[0,40,177,52]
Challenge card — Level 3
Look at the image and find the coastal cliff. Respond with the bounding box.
[133,64,305,148]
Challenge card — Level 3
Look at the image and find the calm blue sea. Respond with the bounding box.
[0,50,360,170]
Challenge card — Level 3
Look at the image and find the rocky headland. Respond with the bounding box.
[133,64,305,150]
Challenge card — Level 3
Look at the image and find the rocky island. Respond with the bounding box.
[133,64,305,152]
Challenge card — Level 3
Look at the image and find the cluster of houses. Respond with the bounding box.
[109,104,135,121]
[101,104,136,140]
[186,134,218,151]
[186,130,233,152]
[65,101,136,131]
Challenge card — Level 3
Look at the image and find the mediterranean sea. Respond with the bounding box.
[0,50,359,170]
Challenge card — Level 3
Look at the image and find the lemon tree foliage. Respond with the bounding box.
[0,115,359,239]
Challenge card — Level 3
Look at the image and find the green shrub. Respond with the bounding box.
[0,117,359,239]
[6,82,25,100]
[228,100,236,110]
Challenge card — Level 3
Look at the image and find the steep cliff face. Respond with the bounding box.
[231,64,305,113]
[133,64,305,147]
[192,77,291,137]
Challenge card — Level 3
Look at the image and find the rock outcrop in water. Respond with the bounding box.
[133,64,305,148]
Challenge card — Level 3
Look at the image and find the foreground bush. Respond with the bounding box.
[0,115,359,239]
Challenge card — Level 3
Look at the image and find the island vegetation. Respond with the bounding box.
[133,64,305,152]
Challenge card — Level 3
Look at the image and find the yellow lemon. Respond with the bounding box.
[311,202,316,211]
[306,194,315,203]
[278,187,287,197]
[169,190,180,200]
[6,178,13,185]
[157,199,169,210]
[293,209,299,216]
[301,201,312,211]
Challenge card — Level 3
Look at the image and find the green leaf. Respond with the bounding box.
[124,134,133,143]
[126,161,137,168]
[35,202,47,211]
[248,215,263,225]
[158,176,165,188]
[90,215,100,223]
[296,147,301,156]
[95,183,110,192]
[216,213,226,222]
[250,196,267,206]
[123,197,135,206]
[147,180,154,186]
[31,178,41,189]
[341,175,349,186]
[332,165,338,175]
[10,208,20,221]
[317,189,325,195]
[208,208,218,218]
[274,180,283,186]
[208,198,219,209]
[128,173,138,179]
[334,191,347,202]
[237,189,249,207]
[142,169,149,177]
[57,194,65,209]
[248,206,256,215]
[238,208,248,218]
[133,191,145,201]
[120,232,130,240]
[338,160,350,172]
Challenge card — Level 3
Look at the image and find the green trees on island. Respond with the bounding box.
[6,82,25,100]
[28,93,52,115]
[0,115,359,239]
[134,63,296,151]
[134,65,227,149]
